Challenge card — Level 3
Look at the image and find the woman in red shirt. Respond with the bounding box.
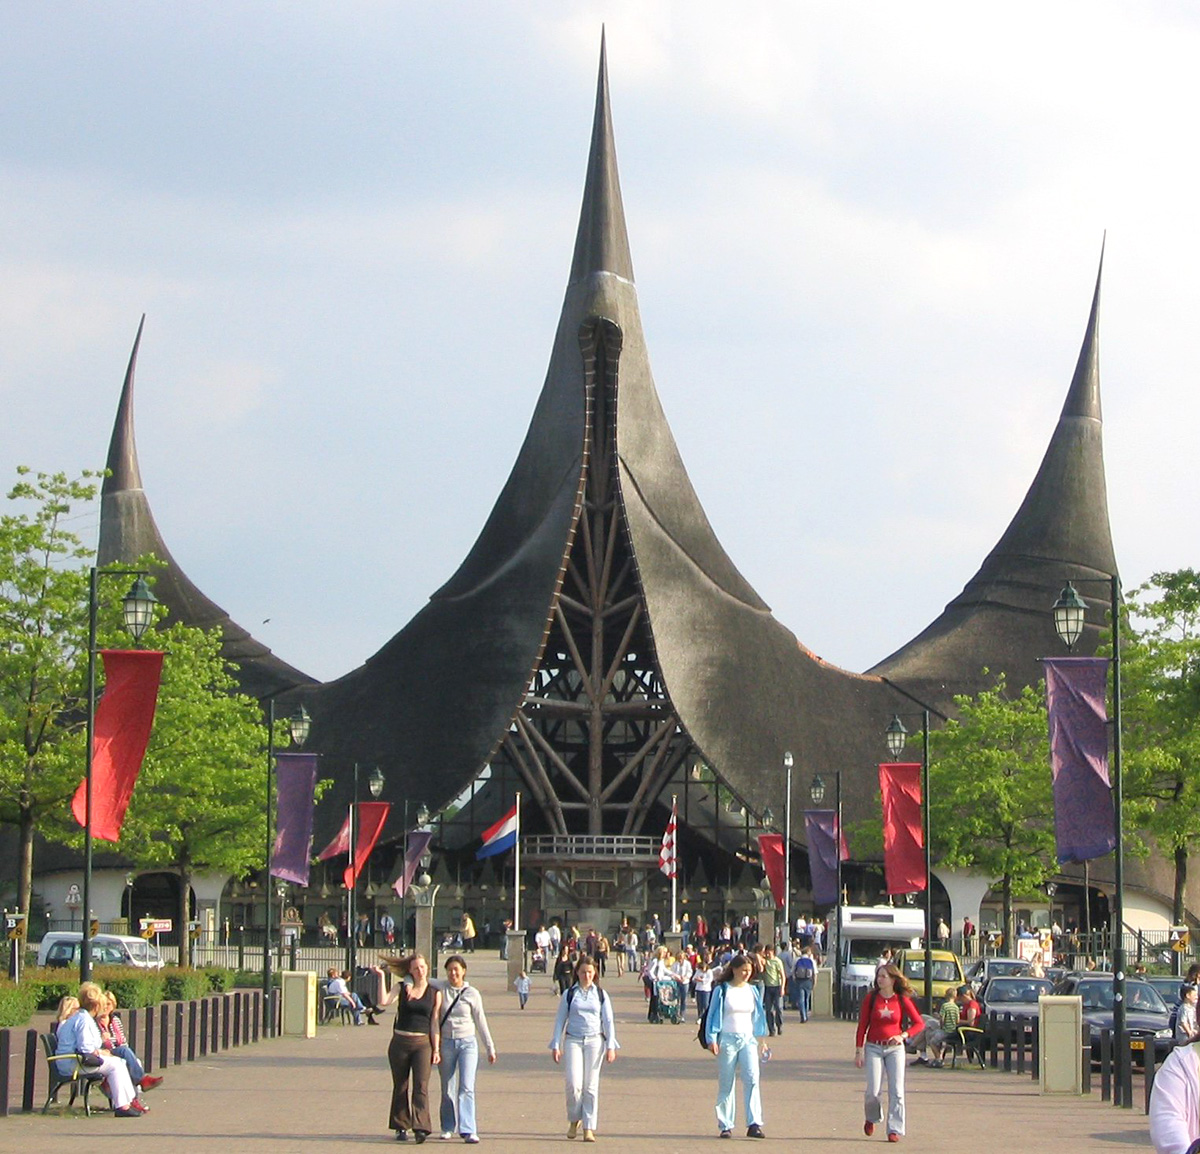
[854,964,924,1142]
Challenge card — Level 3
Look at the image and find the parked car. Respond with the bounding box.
[1053,973,1173,1061]
[965,956,1031,985]
[894,948,965,1002]
[977,976,1055,1040]
[37,932,164,970]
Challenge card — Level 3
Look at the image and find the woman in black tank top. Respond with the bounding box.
[379,954,442,1142]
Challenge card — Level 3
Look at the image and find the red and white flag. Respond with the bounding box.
[659,797,678,878]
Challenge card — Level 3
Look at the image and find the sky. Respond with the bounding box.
[1,2,1196,684]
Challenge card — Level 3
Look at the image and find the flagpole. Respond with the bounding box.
[513,792,521,935]
[670,794,678,933]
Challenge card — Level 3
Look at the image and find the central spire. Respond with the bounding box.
[569,29,634,285]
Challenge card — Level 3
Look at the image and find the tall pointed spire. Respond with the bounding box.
[103,315,146,495]
[569,29,634,285]
[871,243,1117,704]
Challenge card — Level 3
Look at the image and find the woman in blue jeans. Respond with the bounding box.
[437,955,496,1143]
[703,953,768,1139]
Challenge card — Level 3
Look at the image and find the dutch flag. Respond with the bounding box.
[476,803,519,859]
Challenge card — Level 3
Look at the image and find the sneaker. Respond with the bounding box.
[887,1134,900,1143]
[719,1130,732,1139]
[864,1122,875,1137]
[132,1099,150,1114]
[139,1075,163,1092]
[441,1135,455,1142]
[463,1138,480,1146]
[568,1121,580,1140]
[583,1131,596,1143]
[747,1124,765,1139]
[114,1107,143,1118]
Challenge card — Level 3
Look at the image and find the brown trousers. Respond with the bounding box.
[388,1032,433,1134]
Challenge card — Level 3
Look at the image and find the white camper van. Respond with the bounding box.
[839,906,925,997]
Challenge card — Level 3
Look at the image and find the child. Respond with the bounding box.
[1174,983,1198,1045]
[514,970,532,1009]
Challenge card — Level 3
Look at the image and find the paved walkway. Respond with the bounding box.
[1,957,1153,1151]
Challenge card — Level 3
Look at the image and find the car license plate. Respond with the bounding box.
[1130,1040,1145,1051]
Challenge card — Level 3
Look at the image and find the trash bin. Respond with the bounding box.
[280,970,317,1038]
[1039,995,1083,1094]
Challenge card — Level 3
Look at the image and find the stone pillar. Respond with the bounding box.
[506,930,527,991]
[415,903,437,970]
[757,908,775,949]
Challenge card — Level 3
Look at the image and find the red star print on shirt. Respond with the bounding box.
[878,1003,894,1019]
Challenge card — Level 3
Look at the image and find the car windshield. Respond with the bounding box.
[1079,981,1167,1013]
[986,979,1053,1003]
[848,939,911,965]
[991,961,1030,977]
[903,959,960,982]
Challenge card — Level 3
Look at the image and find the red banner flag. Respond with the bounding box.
[72,650,164,842]
[757,833,786,909]
[345,802,390,889]
[879,763,925,895]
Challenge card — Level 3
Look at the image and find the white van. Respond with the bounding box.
[37,932,164,970]
[839,906,925,996]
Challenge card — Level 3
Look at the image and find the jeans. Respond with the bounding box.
[563,1034,606,1130]
[794,981,813,1022]
[439,1036,479,1137]
[110,1043,144,1084]
[863,1041,907,1136]
[763,986,783,1034]
[715,1031,762,1131]
[696,988,711,1023]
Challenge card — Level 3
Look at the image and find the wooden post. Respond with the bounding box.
[144,1005,155,1072]
[174,1002,184,1065]
[21,1030,36,1113]
[188,1002,197,1062]
[0,1029,10,1117]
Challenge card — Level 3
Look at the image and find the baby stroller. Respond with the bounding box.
[655,978,682,1025]
[531,946,548,974]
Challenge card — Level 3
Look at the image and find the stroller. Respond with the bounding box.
[531,946,548,974]
[655,978,683,1025]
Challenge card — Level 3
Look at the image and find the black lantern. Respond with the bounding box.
[121,576,158,640]
[1052,582,1088,648]
[885,715,908,758]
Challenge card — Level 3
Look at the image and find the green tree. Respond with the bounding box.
[926,673,1057,945]
[1122,570,1200,923]
[0,469,96,916]
[50,615,269,962]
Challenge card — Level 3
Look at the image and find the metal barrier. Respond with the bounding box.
[0,988,278,1116]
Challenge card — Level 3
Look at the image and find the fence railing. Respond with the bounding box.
[0,987,280,1117]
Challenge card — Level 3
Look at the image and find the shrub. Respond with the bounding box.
[163,968,211,1002]
[0,981,39,1028]
[99,967,165,1008]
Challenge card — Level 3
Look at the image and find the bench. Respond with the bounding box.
[41,1033,107,1115]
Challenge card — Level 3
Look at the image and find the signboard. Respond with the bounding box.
[64,884,81,908]
[4,912,27,941]
[140,918,173,935]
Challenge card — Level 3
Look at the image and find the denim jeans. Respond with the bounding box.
[696,988,711,1023]
[863,1041,907,1136]
[439,1036,479,1137]
[794,981,813,1022]
[563,1034,606,1130]
[715,1031,762,1131]
[110,1043,144,1085]
[763,986,783,1034]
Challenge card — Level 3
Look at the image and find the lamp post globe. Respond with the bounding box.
[885,715,908,759]
[809,774,826,805]
[288,705,311,747]
[120,575,158,640]
[368,767,386,799]
[1052,582,1088,649]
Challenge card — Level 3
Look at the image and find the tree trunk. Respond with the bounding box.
[1174,844,1188,926]
[18,806,35,917]
[1002,874,1014,952]
[177,865,192,969]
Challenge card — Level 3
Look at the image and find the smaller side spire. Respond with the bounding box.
[103,315,146,495]
[1060,237,1104,422]
[569,29,635,285]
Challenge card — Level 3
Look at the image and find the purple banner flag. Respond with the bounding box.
[271,753,319,885]
[804,810,849,909]
[1044,657,1116,864]
[393,831,433,898]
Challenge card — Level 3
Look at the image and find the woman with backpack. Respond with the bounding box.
[549,956,619,1142]
[703,952,769,1139]
[854,963,925,1142]
[792,946,817,1023]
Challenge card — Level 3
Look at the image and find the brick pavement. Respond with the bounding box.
[0,956,1152,1151]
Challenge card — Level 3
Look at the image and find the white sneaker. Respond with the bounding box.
[441,1134,454,1141]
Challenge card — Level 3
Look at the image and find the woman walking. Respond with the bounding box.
[549,956,618,1142]
[703,953,768,1139]
[554,945,575,995]
[381,954,442,1142]
[437,955,495,1144]
[854,963,924,1142]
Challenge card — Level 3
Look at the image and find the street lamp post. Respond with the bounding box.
[400,800,430,952]
[81,569,157,984]
[885,711,933,1010]
[263,703,309,1033]
[347,765,386,975]
[809,770,842,1012]
[1052,576,1127,1104]
[782,752,793,943]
